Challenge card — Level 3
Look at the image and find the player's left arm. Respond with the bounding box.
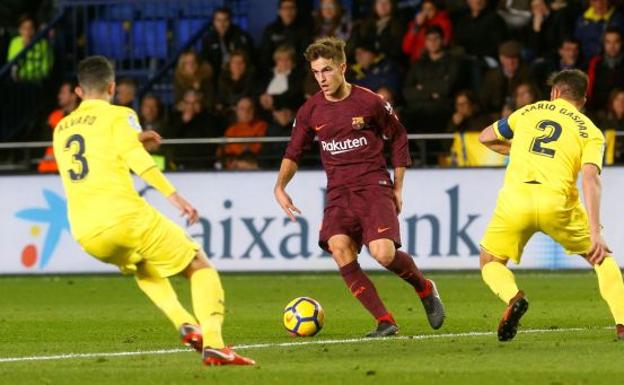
[581,130,611,265]
[377,99,411,213]
[113,110,198,224]
[392,166,405,214]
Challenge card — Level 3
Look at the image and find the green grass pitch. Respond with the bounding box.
[0,271,622,385]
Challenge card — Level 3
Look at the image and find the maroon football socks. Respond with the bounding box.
[339,260,392,321]
[386,250,432,298]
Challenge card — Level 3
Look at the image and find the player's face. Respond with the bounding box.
[310,57,346,98]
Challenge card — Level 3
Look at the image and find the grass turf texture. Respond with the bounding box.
[0,271,622,385]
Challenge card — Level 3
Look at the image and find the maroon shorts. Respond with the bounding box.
[319,184,402,253]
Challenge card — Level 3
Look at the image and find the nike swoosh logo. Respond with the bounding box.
[285,314,294,322]
[207,349,236,361]
[315,123,328,131]
[377,227,391,233]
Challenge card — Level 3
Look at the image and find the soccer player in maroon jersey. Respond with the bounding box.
[273,37,445,337]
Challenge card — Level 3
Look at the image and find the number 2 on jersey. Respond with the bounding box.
[65,134,89,181]
[530,120,562,158]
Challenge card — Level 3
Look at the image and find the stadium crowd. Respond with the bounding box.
[2,0,624,170]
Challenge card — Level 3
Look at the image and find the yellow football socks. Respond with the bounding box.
[594,256,624,325]
[482,262,520,304]
[191,268,225,349]
[135,274,198,328]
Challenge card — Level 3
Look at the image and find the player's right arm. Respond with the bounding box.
[479,124,511,155]
[274,106,314,221]
[112,110,199,225]
[274,158,302,221]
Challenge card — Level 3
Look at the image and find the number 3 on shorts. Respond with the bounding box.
[530,120,562,158]
[65,134,89,181]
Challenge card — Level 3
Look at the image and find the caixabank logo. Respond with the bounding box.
[14,189,69,269]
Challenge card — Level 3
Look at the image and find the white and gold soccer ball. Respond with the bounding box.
[283,297,325,337]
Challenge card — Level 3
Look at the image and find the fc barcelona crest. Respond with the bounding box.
[352,116,365,130]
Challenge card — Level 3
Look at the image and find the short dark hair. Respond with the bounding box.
[425,25,444,38]
[559,37,580,48]
[77,56,114,94]
[17,14,35,28]
[213,7,231,18]
[604,26,623,39]
[304,37,346,64]
[549,69,589,101]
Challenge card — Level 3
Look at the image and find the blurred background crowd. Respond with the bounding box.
[1,0,623,172]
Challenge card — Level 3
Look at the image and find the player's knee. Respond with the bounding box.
[183,250,212,277]
[328,240,356,266]
[368,241,395,267]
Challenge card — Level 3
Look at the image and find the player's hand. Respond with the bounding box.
[167,192,199,226]
[393,188,403,214]
[138,130,162,152]
[274,186,301,222]
[588,233,612,266]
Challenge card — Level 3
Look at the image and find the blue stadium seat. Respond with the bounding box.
[174,19,206,52]
[102,4,134,20]
[89,21,126,60]
[132,20,168,59]
[180,3,215,17]
[141,3,180,19]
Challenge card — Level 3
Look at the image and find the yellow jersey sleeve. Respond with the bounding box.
[112,109,156,175]
[493,110,520,141]
[581,126,605,172]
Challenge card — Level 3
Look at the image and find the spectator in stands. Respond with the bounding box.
[202,7,254,78]
[7,14,53,82]
[525,0,571,59]
[598,87,624,129]
[173,51,215,111]
[38,80,79,173]
[480,40,535,115]
[403,26,461,133]
[376,85,400,115]
[402,0,453,63]
[347,39,401,96]
[168,89,221,170]
[447,89,491,132]
[261,102,296,168]
[501,81,541,117]
[114,78,137,108]
[454,0,507,63]
[598,88,624,162]
[216,50,256,115]
[221,97,268,169]
[258,44,304,114]
[347,0,406,64]
[574,0,624,62]
[533,37,583,94]
[588,28,624,112]
[139,94,165,134]
[313,0,352,40]
[259,0,310,68]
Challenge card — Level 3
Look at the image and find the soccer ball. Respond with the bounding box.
[283,297,325,337]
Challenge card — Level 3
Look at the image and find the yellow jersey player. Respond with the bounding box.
[478,69,624,342]
[53,56,254,366]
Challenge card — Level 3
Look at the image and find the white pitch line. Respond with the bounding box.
[0,326,609,364]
